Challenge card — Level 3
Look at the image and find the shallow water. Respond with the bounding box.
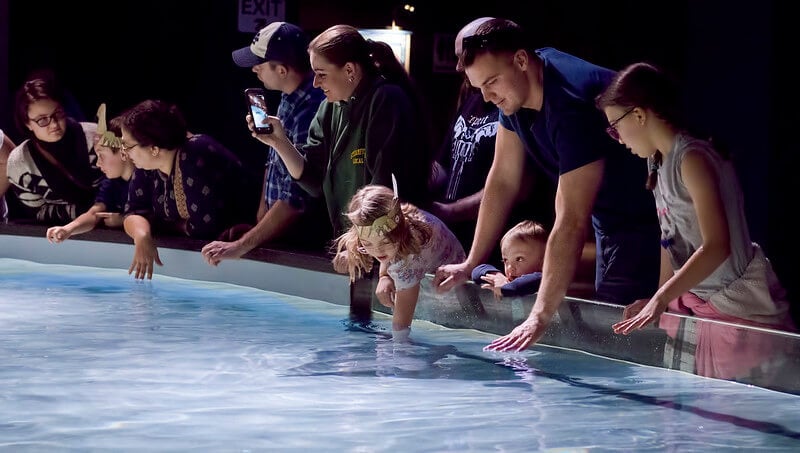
[0,258,798,452]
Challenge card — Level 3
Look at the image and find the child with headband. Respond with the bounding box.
[46,103,134,243]
[333,179,465,340]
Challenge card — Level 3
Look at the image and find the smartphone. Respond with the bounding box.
[244,88,273,134]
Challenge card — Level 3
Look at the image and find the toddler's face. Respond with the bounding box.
[501,238,545,281]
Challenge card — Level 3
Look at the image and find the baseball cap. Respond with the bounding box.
[232,22,309,68]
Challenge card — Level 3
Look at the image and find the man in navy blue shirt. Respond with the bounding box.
[202,22,326,266]
[434,18,660,351]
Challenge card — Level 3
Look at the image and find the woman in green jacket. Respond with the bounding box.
[249,24,434,238]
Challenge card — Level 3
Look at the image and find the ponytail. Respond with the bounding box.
[646,151,662,191]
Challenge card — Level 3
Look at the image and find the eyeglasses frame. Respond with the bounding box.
[605,107,635,141]
[119,142,141,153]
[28,109,66,128]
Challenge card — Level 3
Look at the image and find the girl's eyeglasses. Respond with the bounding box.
[605,107,635,141]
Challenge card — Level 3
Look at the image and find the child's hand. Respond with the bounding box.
[375,274,396,308]
[481,272,509,300]
[46,226,71,243]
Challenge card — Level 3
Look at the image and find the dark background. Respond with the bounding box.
[1,0,797,317]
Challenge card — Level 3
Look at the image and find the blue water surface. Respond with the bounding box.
[0,258,798,452]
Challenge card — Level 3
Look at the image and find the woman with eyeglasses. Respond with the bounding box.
[595,62,795,336]
[120,99,259,280]
[6,76,102,223]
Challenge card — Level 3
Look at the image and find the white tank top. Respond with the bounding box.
[653,133,789,324]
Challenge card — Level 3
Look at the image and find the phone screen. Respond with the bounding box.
[246,90,273,134]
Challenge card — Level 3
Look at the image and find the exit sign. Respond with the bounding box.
[238,0,285,34]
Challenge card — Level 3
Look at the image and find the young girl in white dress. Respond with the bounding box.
[333,178,465,340]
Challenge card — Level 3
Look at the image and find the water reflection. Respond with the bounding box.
[660,314,800,393]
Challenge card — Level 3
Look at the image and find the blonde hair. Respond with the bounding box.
[333,184,432,281]
[501,220,548,249]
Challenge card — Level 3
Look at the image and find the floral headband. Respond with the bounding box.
[355,175,401,239]
[95,103,122,149]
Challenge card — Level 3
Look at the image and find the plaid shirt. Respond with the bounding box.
[264,75,324,210]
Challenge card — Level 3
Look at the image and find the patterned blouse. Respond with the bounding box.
[124,134,248,239]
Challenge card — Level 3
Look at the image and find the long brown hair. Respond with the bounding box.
[333,184,432,281]
[595,62,683,191]
[309,24,435,183]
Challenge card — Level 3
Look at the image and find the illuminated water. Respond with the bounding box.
[0,258,798,452]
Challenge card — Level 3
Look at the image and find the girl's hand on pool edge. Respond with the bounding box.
[612,297,666,335]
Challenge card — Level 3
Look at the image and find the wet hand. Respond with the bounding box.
[128,238,162,280]
[484,313,551,352]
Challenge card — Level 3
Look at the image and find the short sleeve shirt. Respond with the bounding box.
[95,177,130,213]
[386,210,466,291]
[499,47,656,228]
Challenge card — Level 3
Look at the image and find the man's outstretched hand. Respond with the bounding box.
[484,311,553,352]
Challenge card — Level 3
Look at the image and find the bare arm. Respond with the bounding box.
[532,162,602,317]
[655,151,730,299]
[429,189,484,223]
[46,202,107,243]
[467,126,528,266]
[201,200,302,266]
[256,167,269,221]
[232,200,301,251]
[123,214,162,279]
[658,247,673,287]
[614,150,730,333]
[485,159,603,351]
[392,283,422,331]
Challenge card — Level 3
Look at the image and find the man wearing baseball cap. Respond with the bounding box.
[232,22,309,70]
[201,22,327,266]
